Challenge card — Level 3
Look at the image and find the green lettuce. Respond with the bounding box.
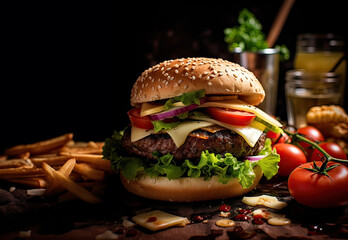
[103,131,279,189]
[151,120,181,133]
[164,89,205,110]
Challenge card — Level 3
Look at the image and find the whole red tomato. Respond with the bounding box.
[288,161,348,208]
[273,143,307,176]
[297,126,325,150]
[309,142,347,162]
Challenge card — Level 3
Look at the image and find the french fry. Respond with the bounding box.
[59,153,111,172]
[7,177,47,188]
[59,158,76,176]
[3,133,109,203]
[0,167,44,179]
[0,159,33,169]
[42,162,101,204]
[73,163,105,181]
[45,158,76,196]
[19,152,30,160]
[87,141,99,148]
[60,147,103,155]
[31,155,71,167]
[5,133,73,156]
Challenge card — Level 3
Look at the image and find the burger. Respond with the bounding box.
[103,57,281,202]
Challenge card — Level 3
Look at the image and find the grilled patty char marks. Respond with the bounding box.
[122,127,266,162]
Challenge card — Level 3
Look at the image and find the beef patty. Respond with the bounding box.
[122,127,266,162]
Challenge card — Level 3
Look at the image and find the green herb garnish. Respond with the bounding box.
[224,8,289,61]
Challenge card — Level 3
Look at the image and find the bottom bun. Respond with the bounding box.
[120,166,262,202]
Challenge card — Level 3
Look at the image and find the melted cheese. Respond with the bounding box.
[165,121,214,148]
[130,120,214,148]
[140,102,185,116]
[131,126,154,142]
[132,210,189,231]
[190,116,265,147]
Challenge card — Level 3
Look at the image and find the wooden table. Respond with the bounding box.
[0,175,347,240]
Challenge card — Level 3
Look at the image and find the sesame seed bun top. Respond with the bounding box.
[130,57,265,106]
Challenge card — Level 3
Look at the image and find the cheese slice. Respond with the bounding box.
[242,195,288,210]
[132,210,189,231]
[140,102,185,116]
[190,116,265,147]
[130,120,214,148]
[199,99,282,127]
[131,126,155,142]
[165,120,214,148]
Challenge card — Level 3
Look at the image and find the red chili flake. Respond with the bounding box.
[252,215,265,224]
[147,216,157,222]
[190,215,208,223]
[233,214,250,221]
[219,204,231,212]
[238,208,252,215]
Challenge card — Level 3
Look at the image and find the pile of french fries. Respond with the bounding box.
[0,133,111,204]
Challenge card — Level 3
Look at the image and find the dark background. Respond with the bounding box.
[1,0,347,152]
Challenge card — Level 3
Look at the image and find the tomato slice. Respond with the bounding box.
[206,107,256,126]
[128,108,154,130]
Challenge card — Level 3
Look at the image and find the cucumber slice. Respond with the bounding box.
[254,116,283,134]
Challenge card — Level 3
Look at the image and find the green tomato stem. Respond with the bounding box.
[283,130,348,164]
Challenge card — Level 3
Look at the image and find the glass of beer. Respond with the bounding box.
[285,70,341,128]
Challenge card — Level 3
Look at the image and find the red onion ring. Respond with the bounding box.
[245,155,267,162]
[149,97,207,121]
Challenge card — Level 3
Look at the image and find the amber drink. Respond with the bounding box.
[285,70,341,128]
[294,34,346,105]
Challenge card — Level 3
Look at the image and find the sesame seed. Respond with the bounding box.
[184,85,188,89]
[192,76,196,80]
[158,85,162,89]
[175,69,179,73]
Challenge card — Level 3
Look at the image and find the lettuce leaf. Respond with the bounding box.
[253,149,279,180]
[103,131,280,188]
[151,120,181,133]
[164,89,205,110]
